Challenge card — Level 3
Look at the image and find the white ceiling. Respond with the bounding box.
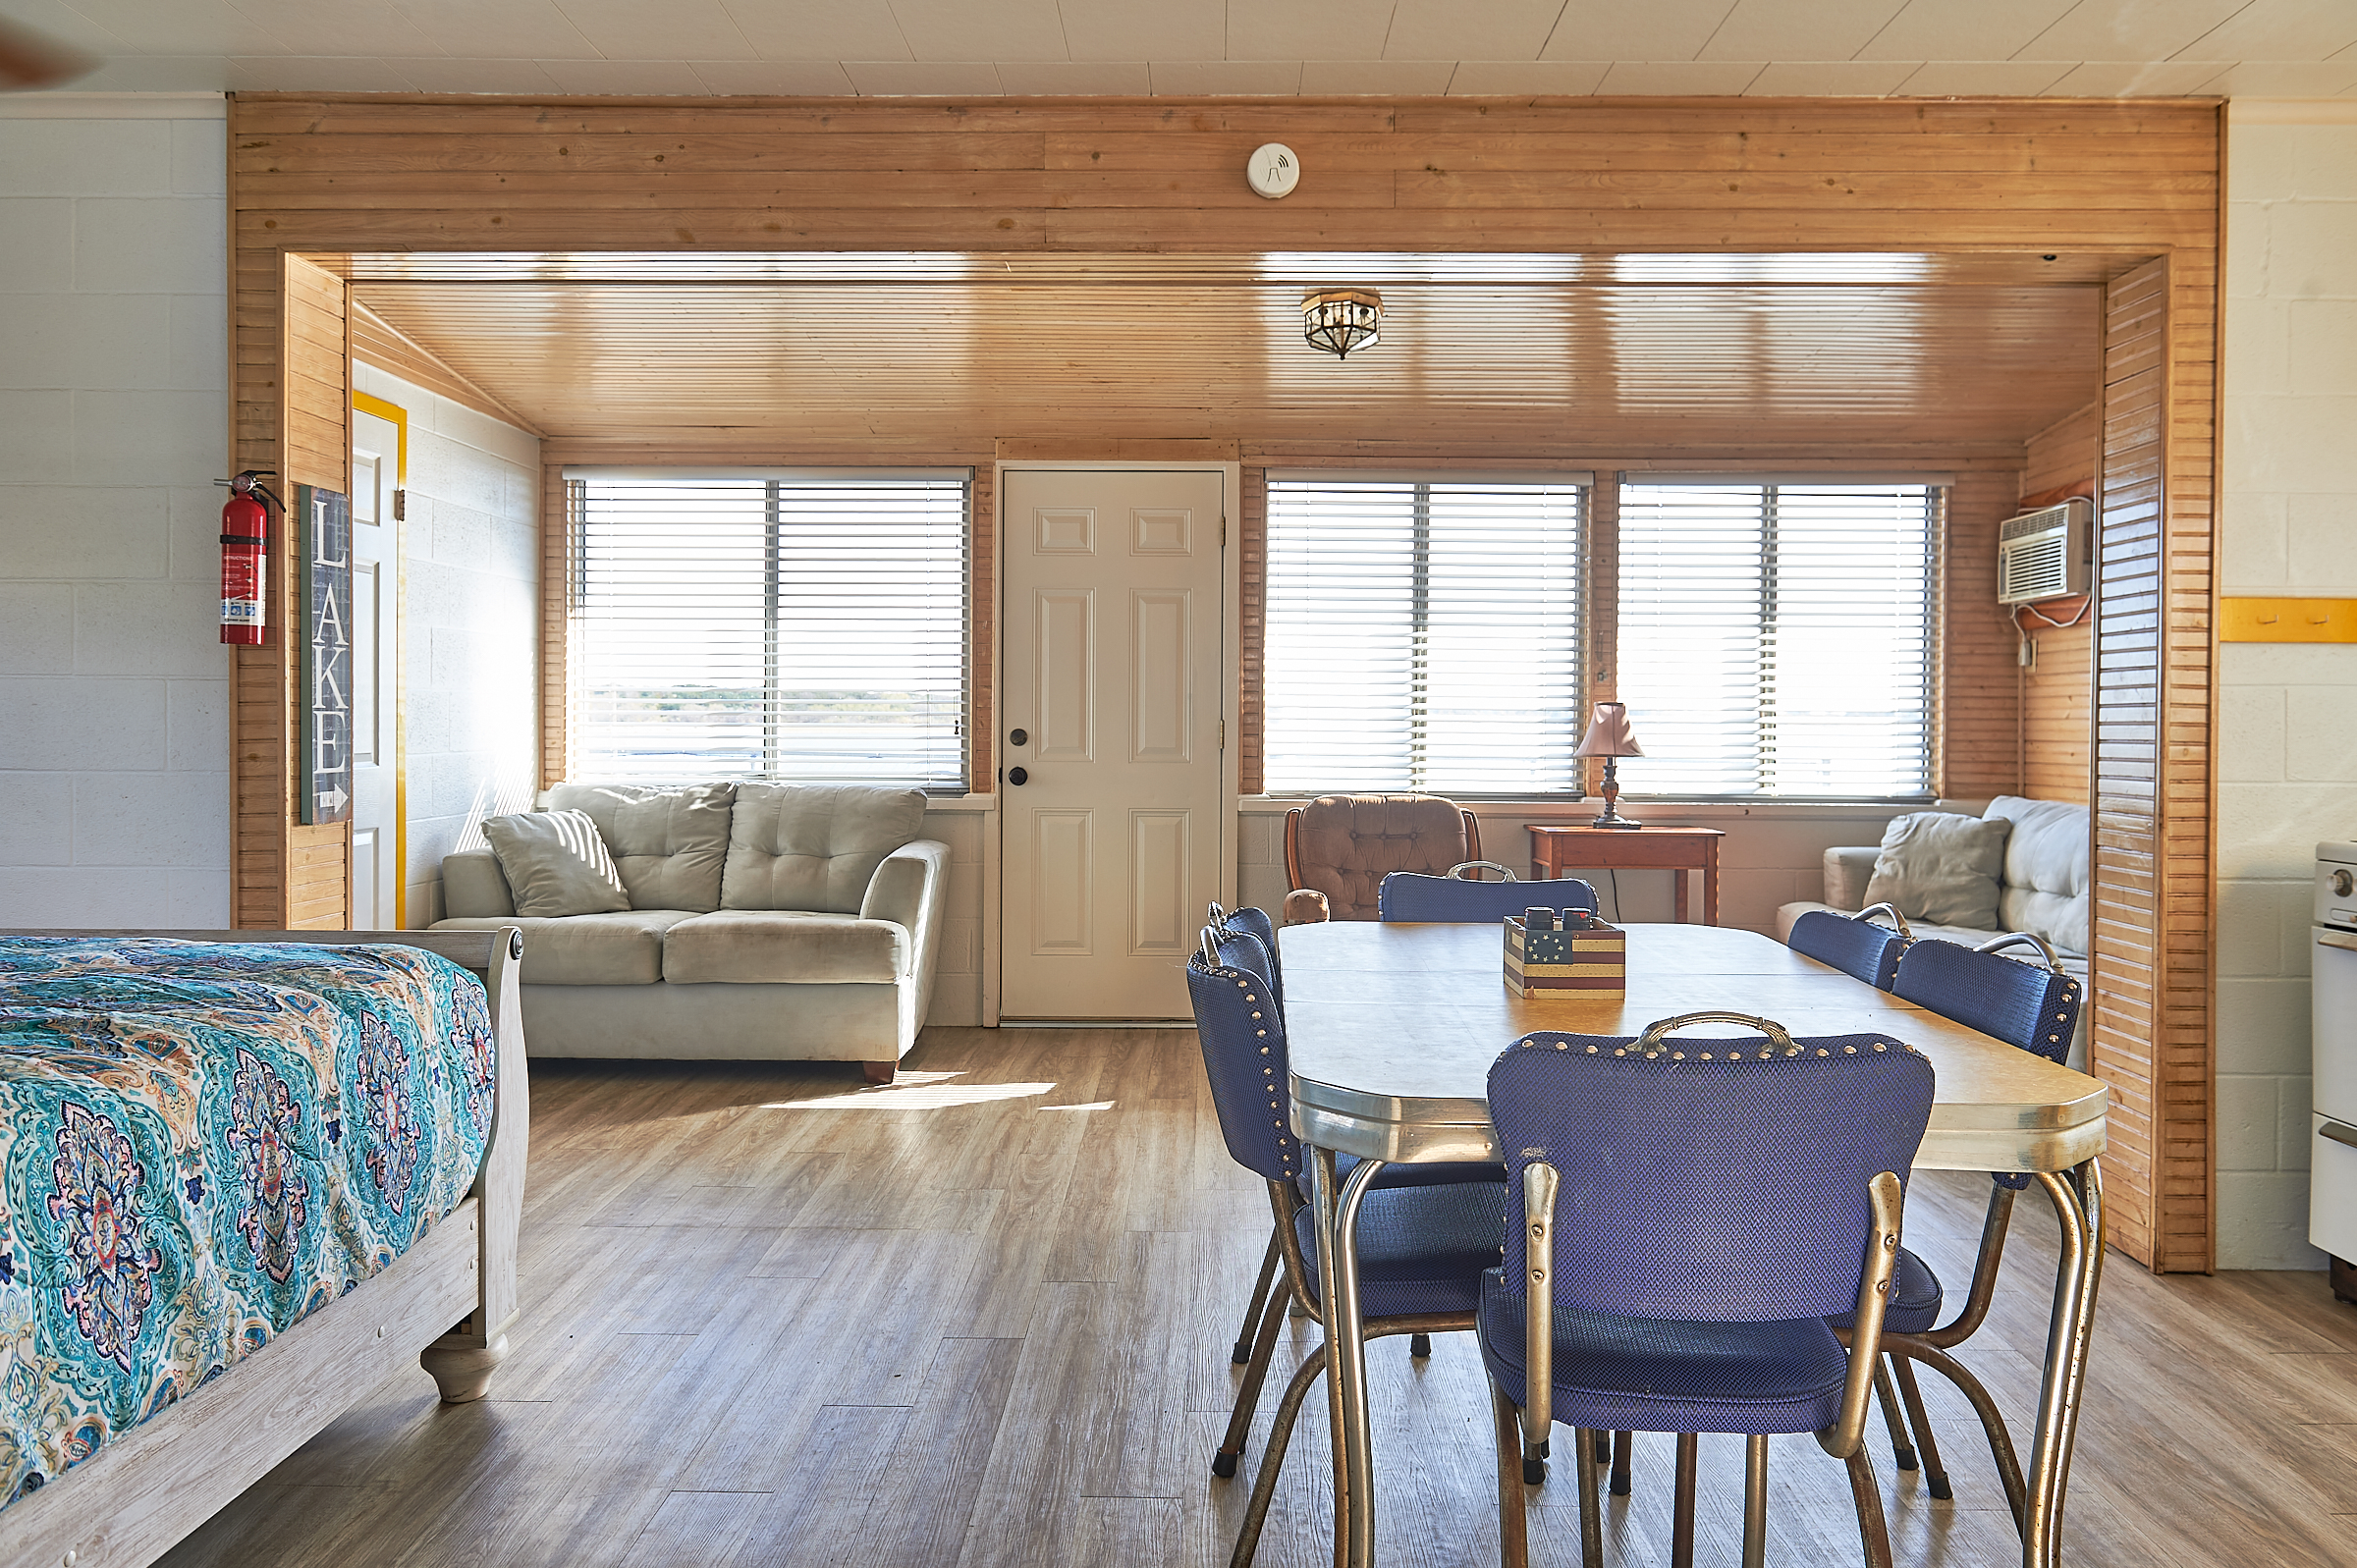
[5,0,2354,98]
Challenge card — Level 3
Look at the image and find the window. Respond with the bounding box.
[567,471,968,790]
[1262,475,1586,795]
[1617,480,1941,798]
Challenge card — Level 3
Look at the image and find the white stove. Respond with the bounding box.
[2312,841,2357,1302]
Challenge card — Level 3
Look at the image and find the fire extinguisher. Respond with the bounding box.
[218,469,282,646]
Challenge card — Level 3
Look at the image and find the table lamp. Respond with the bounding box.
[1573,702,1644,830]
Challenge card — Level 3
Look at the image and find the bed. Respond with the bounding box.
[0,926,527,1568]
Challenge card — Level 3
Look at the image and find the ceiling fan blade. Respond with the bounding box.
[0,15,99,90]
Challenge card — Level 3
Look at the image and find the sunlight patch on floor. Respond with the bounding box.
[765,1070,1059,1110]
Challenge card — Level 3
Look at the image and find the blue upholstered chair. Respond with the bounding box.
[1853,933,2084,1524]
[1787,902,1910,990]
[1202,902,1292,1367]
[1377,864,1602,923]
[1186,926,1506,1566]
[1480,1014,1934,1568]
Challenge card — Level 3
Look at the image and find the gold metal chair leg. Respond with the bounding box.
[1890,1355,1952,1499]
[1216,1273,1292,1477]
[1574,1429,1605,1568]
[1611,1430,1633,1495]
[1742,1434,1769,1568]
[1232,1343,1328,1568]
[1872,1358,1920,1472]
[1843,1446,1894,1568]
[1672,1433,1699,1568]
[1234,1224,1284,1364]
[1885,1337,2027,1532]
[1492,1383,1529,1568]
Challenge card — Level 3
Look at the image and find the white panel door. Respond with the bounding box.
[351,406,402,929]
[1002,469,1226,1018]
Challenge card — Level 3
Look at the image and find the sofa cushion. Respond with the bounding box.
[663,910,909,984]
[1985,795,2090,957]
[721,784,927,914]
[432,911,698,985]
[547,782,736,913]
[481,809,631,917]
[1863,811,2011,932]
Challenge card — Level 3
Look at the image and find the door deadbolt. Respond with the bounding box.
[1010,728,1028,747]
[1009,766,1029,785]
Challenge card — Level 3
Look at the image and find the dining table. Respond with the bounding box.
[1279,918,2107,1568]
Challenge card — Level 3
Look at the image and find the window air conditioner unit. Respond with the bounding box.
[1997,498,2092,605]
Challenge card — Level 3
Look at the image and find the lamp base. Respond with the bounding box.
[1588,814,1643,830]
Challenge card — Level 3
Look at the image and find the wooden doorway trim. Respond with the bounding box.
[2091,253,2218,1273]
[231,252,352,929]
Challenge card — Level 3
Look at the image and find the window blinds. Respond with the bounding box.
[1616,481,1940,798]
[567,474,968,790]
[1263,476,1585,795]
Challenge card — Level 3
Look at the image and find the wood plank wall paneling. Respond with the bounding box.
[1583,478,1620,799]
[227,94,2220,1265]
[970,464,995,793]
[283,256,352,930]
[1238,468,1265,797]
[233,253,351,930]
[2094,254,2216,1273]
[1941,469,2027,800]
[349,302,544,434]
[228,95,2220,257]
[2020,401,2102,804]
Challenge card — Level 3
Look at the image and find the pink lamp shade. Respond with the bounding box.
[1573,702,1645,759]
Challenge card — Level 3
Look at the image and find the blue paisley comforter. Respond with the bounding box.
[0,938,496,1509]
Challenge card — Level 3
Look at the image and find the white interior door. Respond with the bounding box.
[1001,468,1227,1019]
[351,406,402,929]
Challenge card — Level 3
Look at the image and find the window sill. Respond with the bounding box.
[1237,796,1930,823]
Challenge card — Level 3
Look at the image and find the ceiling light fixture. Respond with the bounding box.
[1302,289,1382,359]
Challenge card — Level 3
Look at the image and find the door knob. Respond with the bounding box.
[1009,767,1028,785]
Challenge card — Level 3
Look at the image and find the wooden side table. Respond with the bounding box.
[1528,825,1726,925]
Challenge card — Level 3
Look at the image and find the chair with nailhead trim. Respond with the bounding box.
[1831,933,2083,1529]
[1786,903,1911,991]
[1480,1015,1934,1568]
[1203,900,1504,1371]
[1377,866,1601,924]
[1186,925,1506,1567]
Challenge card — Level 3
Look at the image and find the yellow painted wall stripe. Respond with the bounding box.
[2218,597,2357,643]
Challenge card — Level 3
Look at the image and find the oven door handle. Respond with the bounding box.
[2325,1121,2357,1151]
[2319,928,2357,953]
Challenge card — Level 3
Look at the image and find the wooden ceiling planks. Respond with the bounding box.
[349,277,2100,454]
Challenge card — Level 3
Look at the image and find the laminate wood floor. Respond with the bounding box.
[162,1027,2357,1568]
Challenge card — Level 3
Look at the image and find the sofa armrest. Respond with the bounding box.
[443,850,517,918]
[1822,846,1879,912]
[861,840,950,1040]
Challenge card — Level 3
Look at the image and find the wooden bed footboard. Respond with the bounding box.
[0,925,529,1568]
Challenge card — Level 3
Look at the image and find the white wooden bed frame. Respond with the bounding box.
[0,927,528,1568]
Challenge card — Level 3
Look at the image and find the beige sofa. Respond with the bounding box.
[433,781,946,1079]
[1776,794,2090,1067]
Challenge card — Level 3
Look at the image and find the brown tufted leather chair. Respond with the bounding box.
[1281,793,1482,924]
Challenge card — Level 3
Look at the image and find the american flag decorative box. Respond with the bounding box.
[1505,909,1626,1000]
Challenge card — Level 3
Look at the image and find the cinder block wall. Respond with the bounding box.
[0,100,230,925]
[2215,101,2357,1270]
